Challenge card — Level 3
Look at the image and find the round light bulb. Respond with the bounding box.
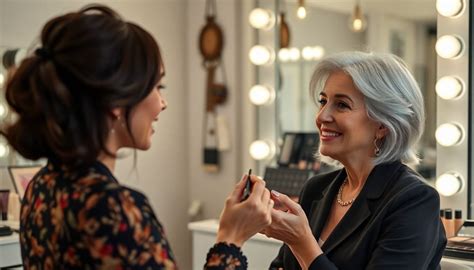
[302,47,313,61]
[297,6,307,19]
[313,46,325,60]
[289,48,300,61]
[249,85,275,106]
[436,35,463,59]
[0,73,4,87]
[249,8,275,30]
[0,143,9,158]
[435,123,464,146]
[348,5,367,32]
[436,172,463,197]
[278,48,291,62]
[0,103,8,120]
[249,140,275,160]
[249,45,274,66]
[436,76,464,100]
[436,0,464,17]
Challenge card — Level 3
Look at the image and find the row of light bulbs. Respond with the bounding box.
[248,0,469,172]
[433,0,466,197]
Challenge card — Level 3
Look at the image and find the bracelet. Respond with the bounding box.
[206,242,248,269]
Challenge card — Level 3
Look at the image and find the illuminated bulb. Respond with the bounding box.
[302,47,313,61]
[436,0,464,17]
[0,143,9,158]
[249,140,275,160]
[249,8,275,30]
[297,6,307,19]
[435,123,464,146]
[349,4,367,32]
[278,48,291,62]
[249,45,274,65]
[0,73,4,87]
[436,35,463,59]
[0,104,8,120]
[289,48,300,61]
[249,85,275,106]
[312,46,325,60]
[436,76,464,100]
[436,172,463,197]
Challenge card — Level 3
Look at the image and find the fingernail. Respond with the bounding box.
[271,190,280,197]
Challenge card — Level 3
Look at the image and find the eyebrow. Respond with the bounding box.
[319,91,354,103]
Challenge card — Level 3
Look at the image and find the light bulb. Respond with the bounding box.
[302,46,325,61]
[249,45,274,65]
[312,46,325,60]
[436,35,463,59]
[278,48,291,62]
[0,103,8,120]
[436,172,463,197]
[249,85,275,106]
[0,73,4,87]
[289,48,300,61]
[249,140,275,160]
[0,143,9,158]
[297,6,307,19]
[436,76,464,100]
[349,4,367,32]
[436,0,464,18]
[249,8,275,30]
[435,123,464,146]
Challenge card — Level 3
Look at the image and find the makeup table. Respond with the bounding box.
[0,232,22,268]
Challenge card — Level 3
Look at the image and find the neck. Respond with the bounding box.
[342,159,374,191]
[98,153,116,173]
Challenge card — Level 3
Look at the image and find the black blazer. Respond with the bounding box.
[270,161,446,270]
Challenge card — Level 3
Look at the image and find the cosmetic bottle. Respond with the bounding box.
[444,209,455,238]
[454,209,463,236]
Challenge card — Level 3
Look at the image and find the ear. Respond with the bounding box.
[376,124,388,139]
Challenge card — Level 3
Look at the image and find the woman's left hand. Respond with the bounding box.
[263,190,322,269]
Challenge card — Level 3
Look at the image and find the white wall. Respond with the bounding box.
[186,0,245,219]
[1,0,191,268]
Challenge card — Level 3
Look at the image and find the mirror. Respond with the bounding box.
[273,0,437,179]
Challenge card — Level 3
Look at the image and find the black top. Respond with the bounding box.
[270,161,446,270]
[20,161,247,269]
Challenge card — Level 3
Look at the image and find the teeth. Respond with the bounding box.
[322,131,340,137]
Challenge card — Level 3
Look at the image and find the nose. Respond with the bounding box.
[161,97,168,111]
[316,105,333,125]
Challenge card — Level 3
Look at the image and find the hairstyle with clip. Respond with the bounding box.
[2,4,163,168]
[310,51,425,165]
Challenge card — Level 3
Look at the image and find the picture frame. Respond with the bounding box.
[8,165,42,201]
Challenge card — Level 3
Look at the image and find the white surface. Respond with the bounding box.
[188,219,282,270]
[0,233,22,268]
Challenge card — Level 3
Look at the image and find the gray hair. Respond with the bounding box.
[310,51,425,165]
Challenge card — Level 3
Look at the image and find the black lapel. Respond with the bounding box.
[309,170,346,238]
[318,161,404,254]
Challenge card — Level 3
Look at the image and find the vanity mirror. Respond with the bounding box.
[250,0,470,215]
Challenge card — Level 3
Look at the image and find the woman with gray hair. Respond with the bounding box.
[265,51,446,270]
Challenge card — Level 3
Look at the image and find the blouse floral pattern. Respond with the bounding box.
[20,161,247,269]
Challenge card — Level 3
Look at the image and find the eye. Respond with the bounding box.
[318,98,327,106]
[336,101,350,109]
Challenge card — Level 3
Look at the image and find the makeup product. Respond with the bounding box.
[0,190,10,221]
[445,209,455,238]
[241,169,252,202]
[455,209,463,236]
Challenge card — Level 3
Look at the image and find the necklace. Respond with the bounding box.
[337,178,355,206]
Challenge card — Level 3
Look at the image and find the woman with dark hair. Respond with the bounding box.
[3,5,273,269]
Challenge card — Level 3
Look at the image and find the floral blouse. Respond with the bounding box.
[20,161,247,269]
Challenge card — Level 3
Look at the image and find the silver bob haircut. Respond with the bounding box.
[310,51,425,165]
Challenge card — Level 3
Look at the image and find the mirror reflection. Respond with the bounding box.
[276,0,437,179]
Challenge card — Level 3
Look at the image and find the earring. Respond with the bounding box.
[110,116,121,134]
[374,137,381,157]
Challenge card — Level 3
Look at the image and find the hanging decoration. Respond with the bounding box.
[198,0,228,173]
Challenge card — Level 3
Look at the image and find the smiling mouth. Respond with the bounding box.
[321,131,341,137]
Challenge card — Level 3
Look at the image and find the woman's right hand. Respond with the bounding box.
[216,174,274,247]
